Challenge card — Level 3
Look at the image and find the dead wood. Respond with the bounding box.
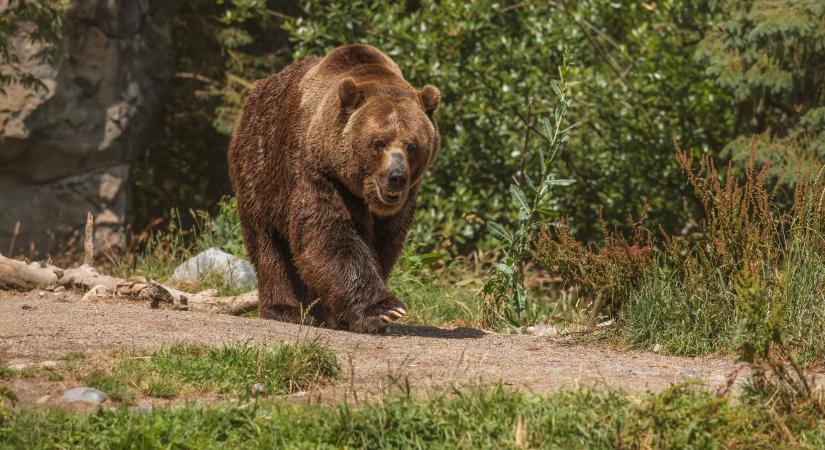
[0,211,258,315]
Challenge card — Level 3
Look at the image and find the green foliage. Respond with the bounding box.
[130,1,299,227]
[81,340,339,404]
[284,0,738,247]
[697,0,825,185]
[481,60,575,327]
[389,242,485,326]
[0,1,66,93]
[5,383,825,448]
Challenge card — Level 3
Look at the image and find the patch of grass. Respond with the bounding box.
[80,340,339,404]
[84,368,138,404]
[3,383,825,448]
[390,265,483,327]
[0,365,12,381]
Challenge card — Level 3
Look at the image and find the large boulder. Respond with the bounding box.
[0,0,172,256]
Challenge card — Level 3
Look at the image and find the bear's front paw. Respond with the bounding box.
[348,297,407,334]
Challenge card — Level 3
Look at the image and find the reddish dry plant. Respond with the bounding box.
[790,171,825,252]
[534,210,653,315]
[671,140,780,279]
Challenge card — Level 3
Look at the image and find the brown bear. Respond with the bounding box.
[227,44,441,333]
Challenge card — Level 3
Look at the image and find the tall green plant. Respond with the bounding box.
[481,61,575,328]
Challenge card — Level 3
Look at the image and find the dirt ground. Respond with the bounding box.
[1,289,747,407]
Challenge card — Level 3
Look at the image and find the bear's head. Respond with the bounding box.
[336,78,440,217]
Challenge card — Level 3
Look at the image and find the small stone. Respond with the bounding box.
[526,324,558,336]
[251,382,266,396]
[21,304,36,310]
[7,358,30,370]
[38,360,59,368]
[132,404,153,414]
[38,291,46,297]
[36,395,51,404]
[61,387,109,405]
[629,367,659,376]
[53,286,66,293]
[652,344,662,353]
[81,285,111,302]
[679,368,700,378]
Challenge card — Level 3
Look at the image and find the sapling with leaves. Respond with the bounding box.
[481,61,576,328]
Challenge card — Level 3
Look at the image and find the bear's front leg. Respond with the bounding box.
[288,174,406,333]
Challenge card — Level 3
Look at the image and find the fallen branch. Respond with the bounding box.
[0,213,259,316]
[0,256,59,290]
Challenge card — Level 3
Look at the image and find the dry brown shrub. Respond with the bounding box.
[534,211,653,316]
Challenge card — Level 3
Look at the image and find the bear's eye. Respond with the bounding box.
[373,140,386,150]
[406,142,417,153]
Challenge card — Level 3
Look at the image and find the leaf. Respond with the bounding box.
[495,263,514,275]
[547,178,575,186]
[510,184,529,212]
[487,221,512,244]
[418,252,444,265]
[524,173,537,192]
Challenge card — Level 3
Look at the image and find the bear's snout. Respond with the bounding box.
[377,150,409,203]
[388,168,407,192]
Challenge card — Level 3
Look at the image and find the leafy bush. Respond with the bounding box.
[697,0,825,185]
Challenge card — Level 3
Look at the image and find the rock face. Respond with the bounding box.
[0,0,172,256]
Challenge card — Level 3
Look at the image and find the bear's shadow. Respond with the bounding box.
[385,325,486,339]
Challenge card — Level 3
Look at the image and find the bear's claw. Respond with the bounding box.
[379,314,392,323]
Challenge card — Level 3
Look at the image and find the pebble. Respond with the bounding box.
[629,367,660,376]
[526,324,558,336]
[7,358,30,370]
[679,368,701,377]
[652,344,662,353]
[35,395,51,405]
[81,285,111,302]
[132,404,153,414]
[53,286,66,293]
[251,382,266,396]
[61,387,109,405]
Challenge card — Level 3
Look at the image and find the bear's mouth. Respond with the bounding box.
[382,192,403,204]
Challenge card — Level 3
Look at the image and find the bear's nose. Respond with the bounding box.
[388,169,407,191]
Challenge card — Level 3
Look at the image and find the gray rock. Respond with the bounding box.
[0,0,173,257]
[628,367,660,376]
[679,368,701,378]
[169,248,257,291]
[251,382,266,396]
[526,324,558,336]
[61,387,108,405]
[81,284,111,302]
[652,344,663,353]
[53,286,66,294]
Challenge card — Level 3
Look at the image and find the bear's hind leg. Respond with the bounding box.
[250,228,306,323]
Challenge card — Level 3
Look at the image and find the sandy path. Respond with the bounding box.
[1,290,742,403]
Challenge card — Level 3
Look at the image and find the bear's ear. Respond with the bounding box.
[418,85,441,116]
[338,78,364,111]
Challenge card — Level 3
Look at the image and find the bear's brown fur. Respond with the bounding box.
[227,44,441,332]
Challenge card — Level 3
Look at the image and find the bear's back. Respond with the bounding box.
[314,44,403,79]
